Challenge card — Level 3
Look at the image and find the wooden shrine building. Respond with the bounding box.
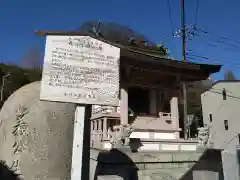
[36,22,222,151]
[89,35,221,151]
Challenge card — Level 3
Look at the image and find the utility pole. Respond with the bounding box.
[181,0,188,140]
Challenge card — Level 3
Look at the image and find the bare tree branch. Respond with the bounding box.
[224,70,236,80]
[20,46,43,69]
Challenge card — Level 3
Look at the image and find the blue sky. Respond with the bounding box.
[1,0,240,80]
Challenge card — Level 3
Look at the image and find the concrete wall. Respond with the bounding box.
[201,82,240,150]
[220,135,240,180]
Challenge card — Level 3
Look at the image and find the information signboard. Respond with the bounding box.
[40,35,120,106]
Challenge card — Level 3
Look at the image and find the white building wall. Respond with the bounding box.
[201,81,240,180]
[221,137,239,180]
[201,81,240,150]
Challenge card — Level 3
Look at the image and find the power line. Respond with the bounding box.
[205,43,240,54]
[186,53,224,63]
[187,43,240,53]
[191,32,240,50]
[185,28,240,69]
[187,53,208,60]
[196,28,240,44]
[186,56,223,65]
[186,53,221,63]
[167,0,175,37]
[195,28,240,46]
[187,53,240,67]
[178,86,240,103]
[187,31,240,57]
[194,0,200,28]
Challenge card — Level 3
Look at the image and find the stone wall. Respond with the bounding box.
[90,148,224,180]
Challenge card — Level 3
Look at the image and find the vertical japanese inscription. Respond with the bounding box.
[12,106,29,175]
[41,35,120,106]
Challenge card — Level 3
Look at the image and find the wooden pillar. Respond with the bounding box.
[149,89,157,115]
[120,87,128,125]
[100,119,103,141]
[96,119,101,147]
[113,102,118,112]
[158,91,165,112]
[99,119,102,131]
[91,105,95,116]
[117,100,120,113]
[94,120,97,130]
[93,120,97,146]
[170,97,180,139]
[102,117,107,140]
[91,120,94,131]
[90,120,94,146]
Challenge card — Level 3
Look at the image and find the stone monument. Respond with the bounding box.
[0,81,76,180]
[197,124,213,149]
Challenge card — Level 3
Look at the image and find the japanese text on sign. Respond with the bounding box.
[40,35,120,106]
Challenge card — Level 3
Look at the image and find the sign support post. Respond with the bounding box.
[71,105,91,180]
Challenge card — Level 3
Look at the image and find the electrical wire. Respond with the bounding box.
[188,59,240,70]
[222,133,240,150]
[189,40,240,55]
[178,86,240,110]
[187,53,240,67]
[186,53,226,64]
[190,33,240,52]
[195,28,240,46]
[203,43,240,53]
[186,53,208,60]
[194,0,200,28]
[186,31,240,65]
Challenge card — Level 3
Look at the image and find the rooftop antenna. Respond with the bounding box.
[128,37,135,44]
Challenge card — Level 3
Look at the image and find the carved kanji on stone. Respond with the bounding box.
[12,106,29,154]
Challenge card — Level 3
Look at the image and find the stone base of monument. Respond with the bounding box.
[90,148,224,180]
[98,175,123,180]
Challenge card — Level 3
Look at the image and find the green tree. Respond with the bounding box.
[0,63,42,107]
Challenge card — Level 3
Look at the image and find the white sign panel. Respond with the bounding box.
[40,35,120,106]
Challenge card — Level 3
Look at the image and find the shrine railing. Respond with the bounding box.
[92,105,120,115]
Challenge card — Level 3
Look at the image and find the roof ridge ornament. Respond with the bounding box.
[92,21,101,37]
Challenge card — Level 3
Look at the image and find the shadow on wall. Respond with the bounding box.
[94,148,139,180]
[0,160,22,180]
[180,149,224,180]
